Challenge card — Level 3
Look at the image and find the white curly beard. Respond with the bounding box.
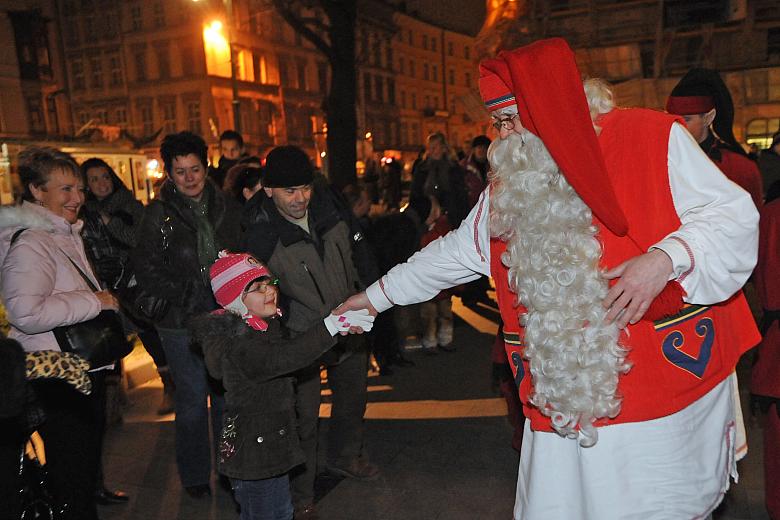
[488,131,631,447]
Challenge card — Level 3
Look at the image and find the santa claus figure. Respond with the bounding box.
[338,38,760,519]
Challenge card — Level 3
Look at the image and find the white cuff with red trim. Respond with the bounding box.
[366,280,394,313]
[651,236,693,282]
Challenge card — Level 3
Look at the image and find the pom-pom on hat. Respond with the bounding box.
[263,145,314,188]
[478,38,629,237]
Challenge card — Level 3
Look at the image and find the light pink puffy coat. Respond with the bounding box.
[0,201,101,352]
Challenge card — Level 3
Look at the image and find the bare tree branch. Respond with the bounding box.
[272,0,334,62]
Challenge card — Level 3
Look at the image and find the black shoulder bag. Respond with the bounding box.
[53,253,132,368]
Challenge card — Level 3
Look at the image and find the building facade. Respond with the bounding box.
[477,0,780,148]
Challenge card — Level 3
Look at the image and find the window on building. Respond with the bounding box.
[83,16,94,42]
[95,109,107,123]
[161,99,176,134]
[253,52,266,83]
[316,61,328,91]
[400,122,407,145]
[432,64,438,82]
[464,72,471,87]
[297,60,307,90]
[157,46,170,79]
[140,105,154,135]
[135,50,146,81]
[770,28,780,57]
[746,118,780,149]
[400,89,406,108]
[279,58,291,87]
[431,37,436,53]
[398,58,404,75]
[448,68,454,85]
[422,35,428,50]
[130,5,142,31]
[375,75,384,102]
[409,60,415,78]
[90,55,103,88]
[115,107,127,124]
[364,73,372,101]
[424,95,430,108]
[153,1,165,28]
[408,30,413,45]
[423,63,429,80]
[77,111,90,126]
[72,59,85,89]
[464,45,470,59]
[433,96,439,109]
[386,46,393,70]
[447,41,453,56]
[412,92,417,109]
[745,70,780,104]
[186,100,201,134]
[46,97,59,134]
[388,78,395,105]
[26,96,45,133]
[109,54,122,86]
[180,46,194,75]
[373,38,382,66]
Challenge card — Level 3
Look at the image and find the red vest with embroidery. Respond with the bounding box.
[490,108,760,431]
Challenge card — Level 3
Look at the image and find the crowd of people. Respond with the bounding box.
[0,36,779,520]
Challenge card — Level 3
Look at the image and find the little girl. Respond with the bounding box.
[190,251,373,520]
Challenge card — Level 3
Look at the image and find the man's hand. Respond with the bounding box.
[602,249,674,329]
[333,292,379,335]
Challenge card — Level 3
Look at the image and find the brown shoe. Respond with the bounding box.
[294,503,318,519]
[326,458,380,481]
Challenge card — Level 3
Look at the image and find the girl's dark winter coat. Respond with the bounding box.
[189,312,335,480]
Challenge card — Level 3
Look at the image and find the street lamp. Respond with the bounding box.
[194,0,241,133]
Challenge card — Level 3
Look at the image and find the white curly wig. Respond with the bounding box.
[488,78,631,447]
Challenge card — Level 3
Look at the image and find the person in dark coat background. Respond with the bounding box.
[760,132,780,196]
[666,68,763,209]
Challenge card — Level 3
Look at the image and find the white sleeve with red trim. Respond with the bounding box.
[366,189,492,313]
[651,122,758,304]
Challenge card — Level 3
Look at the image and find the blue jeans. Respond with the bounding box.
[231,475,293,520]
[157,327,224,488]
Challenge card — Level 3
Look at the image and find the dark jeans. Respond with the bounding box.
[157,327,224,488]
[33,379,100,520]
[290,349,368,508]
[231,474,293,520]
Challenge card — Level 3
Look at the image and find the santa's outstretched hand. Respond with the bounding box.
[333,292,378,334]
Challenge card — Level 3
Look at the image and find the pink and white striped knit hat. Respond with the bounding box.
[210,250,275,330]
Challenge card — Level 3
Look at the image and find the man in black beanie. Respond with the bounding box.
[666,68,763,208]
[242,145,379,519]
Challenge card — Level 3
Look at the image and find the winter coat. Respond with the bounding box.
[81,187,144,290]
[132,180,242,330]
[190,312,335,480]
[0,202,101,352]
[410,157,469,228]
[760,151,780,197]
[242,185,366,362]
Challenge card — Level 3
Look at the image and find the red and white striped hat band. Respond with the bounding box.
[210,251,271,308]
[479,72,517,111]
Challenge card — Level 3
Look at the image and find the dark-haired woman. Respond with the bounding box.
[132,131,242,497]
[0,146,119,520]
[223,162,263,204]
[80,158,174,415]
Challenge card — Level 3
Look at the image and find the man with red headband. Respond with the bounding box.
[666,68,763,209]
[337,38,759,518]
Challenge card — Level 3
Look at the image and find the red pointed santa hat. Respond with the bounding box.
[478,38,629,237]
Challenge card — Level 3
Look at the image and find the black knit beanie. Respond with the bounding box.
[263,145,314,187]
